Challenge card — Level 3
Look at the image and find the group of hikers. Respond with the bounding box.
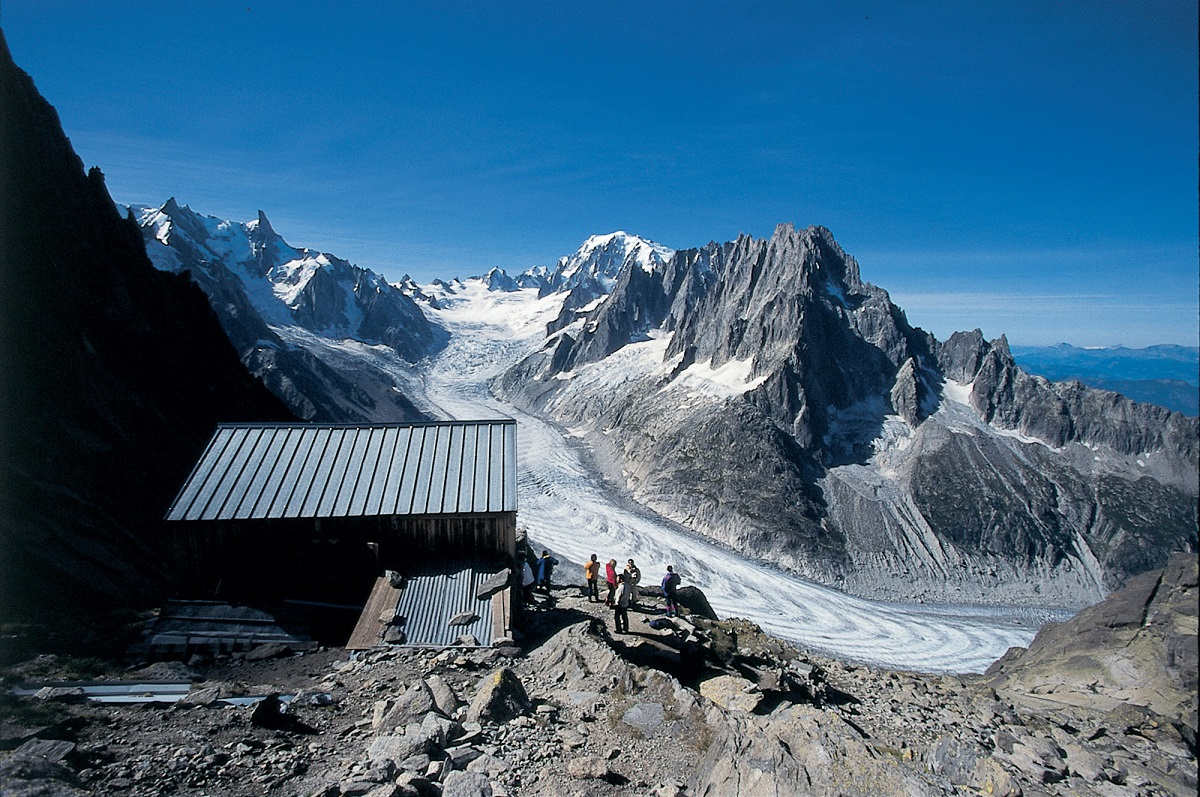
[522,549,683,635]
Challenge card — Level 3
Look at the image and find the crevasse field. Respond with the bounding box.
[406,280,1066,674]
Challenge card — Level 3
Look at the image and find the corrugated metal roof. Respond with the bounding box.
[393,562,499,647]
[166,421,517,521]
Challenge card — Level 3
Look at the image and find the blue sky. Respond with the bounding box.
[4,0,1197,346]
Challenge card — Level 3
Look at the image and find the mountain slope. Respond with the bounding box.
[128,200,446,421]
[0,32,292,622]
[496,224,1197,606]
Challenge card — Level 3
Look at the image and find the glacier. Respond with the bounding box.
[410,279,1066,673]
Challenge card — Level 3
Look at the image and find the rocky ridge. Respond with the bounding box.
[2,555,1195,796]
[127,200,446,422]
[496,223,1198,606]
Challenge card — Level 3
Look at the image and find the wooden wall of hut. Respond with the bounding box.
[162,512,517,604]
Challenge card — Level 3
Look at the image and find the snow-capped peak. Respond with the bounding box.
[549,230,675,293]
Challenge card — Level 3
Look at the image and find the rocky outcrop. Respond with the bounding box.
[0,31,291,622]
[987,552,1198,724]
[6,579,1197,796]
[694,702,937,796]
[889,356,931,425]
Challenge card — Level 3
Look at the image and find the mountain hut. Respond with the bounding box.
[163,419,518,648]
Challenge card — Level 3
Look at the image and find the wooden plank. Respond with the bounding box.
[490,585,510,641]
[345,576,401,650]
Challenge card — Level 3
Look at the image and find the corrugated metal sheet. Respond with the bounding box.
[392,562,499,647]
[166,420,517,521]
[134,600,314,654]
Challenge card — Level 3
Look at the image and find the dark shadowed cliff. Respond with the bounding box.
[0,30,292,623]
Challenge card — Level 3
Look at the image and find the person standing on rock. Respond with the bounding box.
[604,559,618,605]
[521,558,535,602]
[584,554,601,602]
[613,573,631,634]
[536,550,558,594]
[624,559,642,608]
[661,565,681,617]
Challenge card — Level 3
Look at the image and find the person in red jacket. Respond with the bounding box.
[604,559,618,606]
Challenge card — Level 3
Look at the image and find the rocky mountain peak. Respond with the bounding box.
[251,209,276,237]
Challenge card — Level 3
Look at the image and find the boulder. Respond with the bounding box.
[32,686,85,703]
[456,634,479,647]
[12,739,75,764]
[567,755,612,779]
[364,785,401,797]
[465,668,530,724]
[387,570,404,588]
[424,674,462,717]
[699,675,762,713]
[126,660,199,681]
[445,744,484,769]
[674,585,718,619]
[418,712,461,748]
[395,772,439,797]
[379,682,441,733]
[0,751,82,792]
[367,734,431,767]
[621,702,664,732]
[249,694,288,728]
[441,770,492,797]
[970,757,1021,797]
[449,612,479,627]
[702,624,738,663]
[929,735,983,785]
[475,569,511,600]
[384,626,407,645]
[181,686,222,706]
[400,752,431,773]
[1061,741,1106,782]
[371,700,394,730]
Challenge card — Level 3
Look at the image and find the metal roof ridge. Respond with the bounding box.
[213,418,516,430]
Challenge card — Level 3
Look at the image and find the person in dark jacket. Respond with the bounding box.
[536,550,558,594]
[613,573,631,634]
[624,559,642,607]
[661,565,682,617]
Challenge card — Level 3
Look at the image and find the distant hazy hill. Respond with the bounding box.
[1011,344,1198,416]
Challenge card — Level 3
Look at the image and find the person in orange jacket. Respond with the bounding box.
[584,554,601,602]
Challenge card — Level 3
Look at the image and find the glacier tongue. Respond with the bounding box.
[413,281,1062,674]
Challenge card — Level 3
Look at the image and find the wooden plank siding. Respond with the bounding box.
[345,576,402,650]
[162,511,518,604]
